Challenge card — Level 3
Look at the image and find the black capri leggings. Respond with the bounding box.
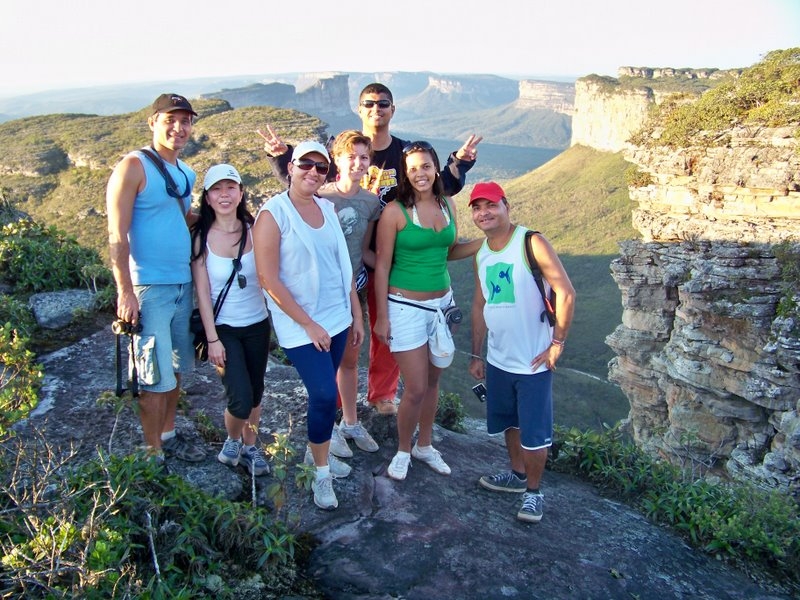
[216,317,271,420]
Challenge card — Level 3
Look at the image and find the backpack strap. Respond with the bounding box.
[138,147,192,216]
[524,230,556,327]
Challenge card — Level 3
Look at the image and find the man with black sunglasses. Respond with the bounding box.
[258,82,482,415]
[107,93,206,465]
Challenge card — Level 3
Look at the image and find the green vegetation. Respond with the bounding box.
[0,324,43,437]
[435,391,466,433]
[0,219,104,292]
[0,440,312,598]
[631,48,800,147]
[552,425,800,592]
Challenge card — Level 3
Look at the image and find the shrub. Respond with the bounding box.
[0,324,43,437]
[0,445,300,598]
[0,219,103,292]
[0,294,36,338]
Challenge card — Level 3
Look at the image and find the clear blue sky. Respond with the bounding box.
[2,0,797,97]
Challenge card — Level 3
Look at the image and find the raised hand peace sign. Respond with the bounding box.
[455,134,483,161]
[256,124,289,157]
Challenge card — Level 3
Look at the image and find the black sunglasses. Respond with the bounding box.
[232,258,246,289]
[402,140,434,155]
[359,99,392,109]
[292,159,330,175]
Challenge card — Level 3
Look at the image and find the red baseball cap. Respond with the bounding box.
[469,182,506,206]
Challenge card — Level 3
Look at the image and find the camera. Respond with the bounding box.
[472,382,487,403]
[111,317,142,336]
[443,305,463,330]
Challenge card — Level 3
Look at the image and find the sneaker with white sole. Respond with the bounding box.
[411,444,451,475]
[338,421,379,452]
[312,476,338,510]
[239,445,270,476]
[479,471,527,493]
[304,446,352,478]
[517,491,544,523]
[162,433,206,462]
[387,452,411,481]
[329,424,353,458]
[217,437,242,467]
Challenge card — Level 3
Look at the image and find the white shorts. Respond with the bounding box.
[387,290,453,353]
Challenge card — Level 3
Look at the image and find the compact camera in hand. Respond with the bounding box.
[472,382,487,403]
[111,317,142,336]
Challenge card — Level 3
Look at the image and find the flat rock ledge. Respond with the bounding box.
[12,327,794,600]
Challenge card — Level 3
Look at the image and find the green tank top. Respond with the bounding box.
[389,199,456,292]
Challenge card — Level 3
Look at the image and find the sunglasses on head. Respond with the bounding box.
[402,140,434,155]
[359,99,392,109]
[232,258,246,289]
[292,159,330,175]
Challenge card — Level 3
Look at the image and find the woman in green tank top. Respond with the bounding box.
[374,141,481,482]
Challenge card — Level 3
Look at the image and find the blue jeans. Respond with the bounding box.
[283,328,349,444]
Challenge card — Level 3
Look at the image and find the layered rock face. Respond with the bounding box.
[516,80,575,115]
[608,126,800,493]
[571,80,657,152]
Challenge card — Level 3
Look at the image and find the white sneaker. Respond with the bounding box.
[412,444,451,475]
[329,424,353,458]
[387,452,411,481]
[338,420,379,452]
[304,446,352,478]
[312,476,338,510]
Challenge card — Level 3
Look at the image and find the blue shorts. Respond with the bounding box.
[133,283,194,393]
[485,362,553,450]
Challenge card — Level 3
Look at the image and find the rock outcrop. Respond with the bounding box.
[609,125,800,494]
[516,80,575,115]
[14,327,796,599]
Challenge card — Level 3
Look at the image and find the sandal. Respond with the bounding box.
[376,398,397,415]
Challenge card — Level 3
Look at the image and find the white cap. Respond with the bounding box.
[204,164,242,190]
[291,140,330,163]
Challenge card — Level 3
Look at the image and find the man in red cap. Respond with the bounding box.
[107,93,206,464]
[468,181,575,523]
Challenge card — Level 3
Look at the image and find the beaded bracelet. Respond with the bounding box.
[551,338,565,348]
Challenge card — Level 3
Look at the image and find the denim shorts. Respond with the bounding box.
[132,283,194,393]
[485,362,553,450]
[387,289,453,353]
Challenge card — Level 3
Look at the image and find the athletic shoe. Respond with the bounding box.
[312,476,338,510]
[329,424,353,458]
[239,444,270,476]
[304,446,352,478]
[162,433,206,462]
[517,491,544,523]
[411,444,451,475]
[479,471,528,493]
[217,437,242,467]
[387,452,411,481]
[338,420,379,452]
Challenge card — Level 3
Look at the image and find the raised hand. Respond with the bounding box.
[456,134,484,161]
[256,124,288,157]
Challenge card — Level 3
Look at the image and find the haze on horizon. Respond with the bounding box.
[2,0,798,98]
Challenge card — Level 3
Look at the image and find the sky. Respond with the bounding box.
[1,0,798,97]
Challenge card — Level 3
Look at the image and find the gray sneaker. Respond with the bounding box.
[304,446,352,478]
[162,433,206,462]
[312,476,338,510]
[239,444,270,476]
[517,491,544,523]
[329,424,353,458]
[217,437,242,467]
[338,420,379,452]
[479,471,527,493]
